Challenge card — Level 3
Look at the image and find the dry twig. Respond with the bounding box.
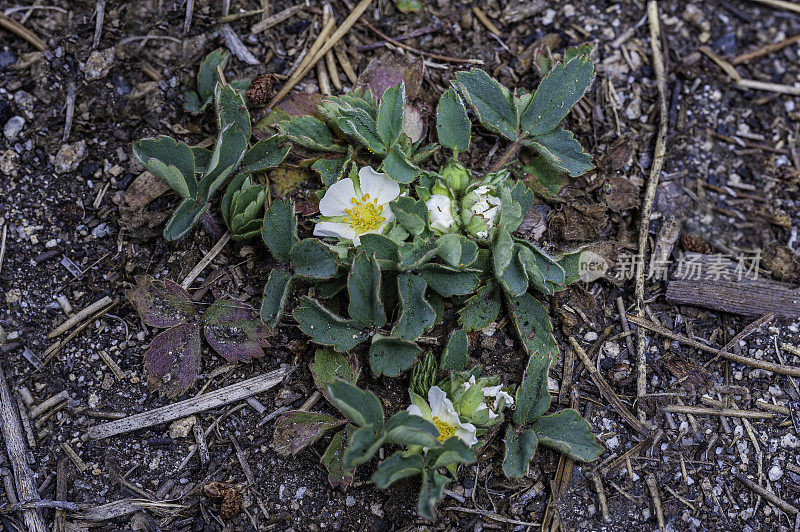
[251,3,305,34]
[646,474,665,530]
[88,368,287,439]
[47,296,114,339]
[626,315,800,377]
[745,0,800,15]
[0,362,47,532]
[635,0,669,423]
[570,337,650,436]
[0,12,47,51]
[662,405,774,419]
[92,0,105,48]
[733,472,799,515]
[267,0,373,109]
[181,233,230,289]
[732,33,800,64]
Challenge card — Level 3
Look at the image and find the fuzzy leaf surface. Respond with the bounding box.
[368,335,421,377]
[127,276,195,328]
[272,411,344,456]
[261,198,297,263]
[502,427,538,478]
[532,409,603,461]
[294,298,368,352]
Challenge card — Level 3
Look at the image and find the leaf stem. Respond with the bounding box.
[486,139,524,175]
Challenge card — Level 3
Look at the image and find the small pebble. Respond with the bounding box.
[84,48,115,81]
[4,116,25,141]
[768,465,783,482]
[92,223,111,238]
[781,433,798,449]
[54,140,88,174]
[168,416,196,439]
[0,149,19,176]
[345,496,356,507]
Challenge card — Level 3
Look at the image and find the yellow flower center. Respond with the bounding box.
[432,416,457,442]
[344,194,386,233]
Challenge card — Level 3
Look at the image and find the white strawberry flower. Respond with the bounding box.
[462,376,514,420]
[425,194,457,233]
[407,386,478,446]
[313,166,400,246]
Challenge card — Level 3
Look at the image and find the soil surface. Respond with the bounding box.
[1,0,800,531]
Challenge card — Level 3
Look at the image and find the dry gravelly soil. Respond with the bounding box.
[1,0,800,530]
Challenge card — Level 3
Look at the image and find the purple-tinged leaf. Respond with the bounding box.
[144,322,201,398]
[202,298,273,361]
[357,52,424,100]
[128,275,195,328]
[272,411,345,456]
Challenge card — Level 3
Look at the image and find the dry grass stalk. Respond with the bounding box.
[0,362,48,531]
[267,0,374,109]
[180,233,231,289]
[0,12,47,51]
[635,0,669,423]
[47,296,114,339]
[627,315,800,377]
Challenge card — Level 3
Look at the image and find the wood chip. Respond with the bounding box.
[59,442,88,473]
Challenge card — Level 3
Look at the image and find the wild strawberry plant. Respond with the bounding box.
[131,45,603,519]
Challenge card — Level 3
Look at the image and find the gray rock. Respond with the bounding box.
[92,223,111,238]
[84,48,115,81]
[4,116,25,141]
[54,140,88,174]
[0,149,19,176]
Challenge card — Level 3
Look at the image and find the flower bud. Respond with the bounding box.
[440,160,471,195]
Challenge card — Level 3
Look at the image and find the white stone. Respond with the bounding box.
[4,116,24,141]
[781,433,798,449]
[169,416,196,438]
[768,465,783,482]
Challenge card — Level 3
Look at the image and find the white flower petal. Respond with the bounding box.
[496,390,514,407]
[406,404,426,419]
[313,221,356,241]
[482,385,503,397]
[319,178,356,217]
[428,386,448,417]
[426,194,456,232]
[456,422,478,446]
[359,166,400,205]
[438,398,462,427]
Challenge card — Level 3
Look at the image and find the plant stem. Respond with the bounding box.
[486,139,524,174]
[201,210,225,240]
